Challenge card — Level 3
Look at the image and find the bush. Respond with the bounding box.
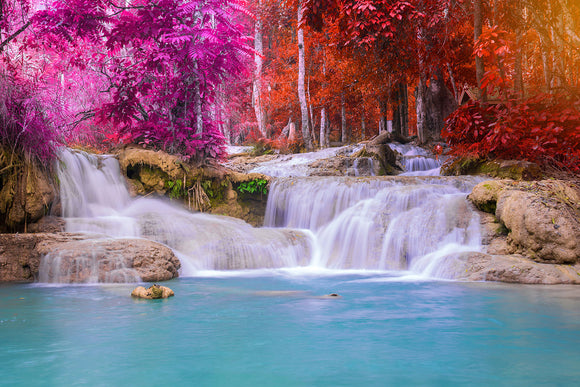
[442,94,580,174]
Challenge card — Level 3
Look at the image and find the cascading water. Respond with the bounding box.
[265,176,483,271]
[44,150,315,283]
[48,145,485,282]
[388,142,443,175]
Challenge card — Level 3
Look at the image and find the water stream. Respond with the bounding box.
[45,147,484,282]
[4,147,579,386]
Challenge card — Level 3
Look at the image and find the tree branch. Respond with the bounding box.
[0,20,31,53]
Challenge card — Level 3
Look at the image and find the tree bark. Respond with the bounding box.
[474,0,486,101]
[320,108,327,148]
[252,3,267,138]
[341,94,348,144]
[392,82,408,138]
[297,3,313,150]
[193,66,203,135]
[416,72,457,144]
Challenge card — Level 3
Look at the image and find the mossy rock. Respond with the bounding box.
[443,157,542,180]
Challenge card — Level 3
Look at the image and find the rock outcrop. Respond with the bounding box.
[117,146,270,226]
[131,284,175,299]
[0,153,57,232]
[0,233,180,283]
[436,252,580,284]
[470,180,580,264]
[463,179,580,284]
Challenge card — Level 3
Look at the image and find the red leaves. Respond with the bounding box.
[443,94,580,174]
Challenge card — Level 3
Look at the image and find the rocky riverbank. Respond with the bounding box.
[461,179,580,284]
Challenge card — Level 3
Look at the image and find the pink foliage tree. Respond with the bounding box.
[33,0,253,160]
[1,0,252,161]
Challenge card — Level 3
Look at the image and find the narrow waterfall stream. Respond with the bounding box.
[45,147,484,282]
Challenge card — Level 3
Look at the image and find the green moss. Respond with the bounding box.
[149,285,164,299]
[165,179,185,199]
[496,223,509,236]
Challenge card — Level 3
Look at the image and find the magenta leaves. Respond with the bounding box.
[0,75,61,162]
[32,0,253,160]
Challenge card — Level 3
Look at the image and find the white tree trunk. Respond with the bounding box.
[297,3,312,150]
[341,94,347,144]
[252,3,267,138]
[319,108,327,148]
[194,66,203,135]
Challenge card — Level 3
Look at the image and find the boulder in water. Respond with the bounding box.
[0,233,181,283]
[131,284,175,299]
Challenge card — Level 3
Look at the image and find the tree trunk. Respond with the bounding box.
[361,115,366,140]
[392,82,408,138]
[474,0,486,101]
[320,108,327,148]
[539,35,553,91]
[416,72,457,144]
[193,67,203,135]
[341,94,348,144]
[252,4,267,138]
[297,3,313,150]
[379,97,388,133]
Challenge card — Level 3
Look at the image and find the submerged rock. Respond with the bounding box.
[0,233,180,283]
[131,284,175,299]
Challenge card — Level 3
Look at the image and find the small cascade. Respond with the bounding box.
[39,246,141,284]
[247,145,358,177]
[50,148,486,282]
[58,150,132,218]
[388,142,442,175]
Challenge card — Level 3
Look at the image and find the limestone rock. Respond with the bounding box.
[444,252,580,285]
[470,180,580,265]
[27,216,65,233]
[0,234,41,282]
[118,146,186,181]
[131,284,175,299]
[0,233,180,283]
[0,157,57,231]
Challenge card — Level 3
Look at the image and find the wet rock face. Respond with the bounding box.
[0,159,57,232]
[470,180,580,265]
[0,233,180,283]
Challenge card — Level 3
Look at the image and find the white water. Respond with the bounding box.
[388,142,443,176]
[46,148,485,282]
[50,150,314,282]
[247,145,363,177]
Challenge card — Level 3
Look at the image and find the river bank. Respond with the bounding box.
[1,143,579,284]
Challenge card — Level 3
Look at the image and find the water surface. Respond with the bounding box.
[2,273,579,386]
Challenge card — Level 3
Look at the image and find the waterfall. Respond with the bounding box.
[48,148,485,282]
[44,149,315,283]
[265,176,483,271]
[388,142,443,175]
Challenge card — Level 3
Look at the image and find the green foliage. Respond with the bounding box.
[165,179,184,199]
[201,180,215,198]
[236,179,268,195]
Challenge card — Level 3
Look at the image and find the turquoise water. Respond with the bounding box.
[2,273,580,386]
